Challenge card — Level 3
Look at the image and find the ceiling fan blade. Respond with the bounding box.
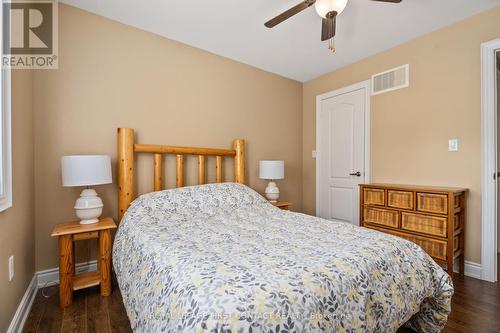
[370,0,402,2]
[321,13,337,41]
[265,1,315,28]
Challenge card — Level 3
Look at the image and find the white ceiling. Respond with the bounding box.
[60,0,500,82]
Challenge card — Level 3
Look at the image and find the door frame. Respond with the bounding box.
[481,38,500,282]
[315,80,372,219]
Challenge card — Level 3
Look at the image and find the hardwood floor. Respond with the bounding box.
[24,263,500,333]
[442,273,500,333]
[23,284,131,333]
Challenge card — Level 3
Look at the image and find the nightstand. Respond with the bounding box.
[51,217,117,308]
[272,201,291,210]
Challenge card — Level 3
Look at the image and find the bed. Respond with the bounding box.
[113,128,453,333]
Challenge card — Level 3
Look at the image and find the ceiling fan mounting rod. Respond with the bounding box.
[326,10,337,18]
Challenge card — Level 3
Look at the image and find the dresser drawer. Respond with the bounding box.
[368,226,447,261]
[416,192,448,214]
[363,188,385,206]
[388,190,414,210]
[364,206,399,228]
[400,232,447,261]
[401,212,447,238]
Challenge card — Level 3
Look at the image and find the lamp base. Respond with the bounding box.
[74,188,104,225]
[265,181,280,202]
[79,218,99,225]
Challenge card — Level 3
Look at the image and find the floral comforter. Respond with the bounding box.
[113,183,453,333]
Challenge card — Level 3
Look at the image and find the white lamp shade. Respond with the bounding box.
[259,160,285,180]
[61,155,112,187]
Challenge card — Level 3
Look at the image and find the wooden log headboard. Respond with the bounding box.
[117,128,246,220]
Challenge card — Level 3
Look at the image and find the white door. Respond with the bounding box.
[317,84,368,225]
[497,51,500,255]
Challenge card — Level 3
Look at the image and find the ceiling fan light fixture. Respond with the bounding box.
[264,0,401,53]
[315,0,348,18]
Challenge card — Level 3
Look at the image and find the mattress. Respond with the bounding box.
[113,183,453,333]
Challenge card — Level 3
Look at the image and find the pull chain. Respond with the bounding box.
[328,38,336,53]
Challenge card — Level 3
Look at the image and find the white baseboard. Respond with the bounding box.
[454,260,482,280]
[6,260,98,333]
[6,275,37,333]
[37,260,98,287]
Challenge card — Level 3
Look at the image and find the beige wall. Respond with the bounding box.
[27,3,500,272]
[0,71,35,332]
[303,6,500,263]
[33,5,303,270]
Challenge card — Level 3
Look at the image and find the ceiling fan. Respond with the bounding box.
[265,0,402,52]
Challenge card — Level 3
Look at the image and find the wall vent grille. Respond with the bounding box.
[371,64,409,96]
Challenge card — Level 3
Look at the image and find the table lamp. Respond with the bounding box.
[61,155,112,225]
[259,160,285,202]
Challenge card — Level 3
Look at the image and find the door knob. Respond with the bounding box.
[349,171,361,177]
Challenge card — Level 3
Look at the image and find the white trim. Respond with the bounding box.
[0,0,12,211]
[37,260,98,287]
[6,260,99,333]
[371,64,410,96]
[315,80,372,217]
[481,38,500,282]
[454,261,483,280]
[0,67,12,211]
[6,275,37,333]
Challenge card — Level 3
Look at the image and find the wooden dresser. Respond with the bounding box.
[359,184,467,277]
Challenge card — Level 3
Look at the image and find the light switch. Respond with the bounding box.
[448,139,459,152]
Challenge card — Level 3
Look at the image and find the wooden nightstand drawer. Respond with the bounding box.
[272,201,291,210]
[72,231,99,241]
[363,188,385,206]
